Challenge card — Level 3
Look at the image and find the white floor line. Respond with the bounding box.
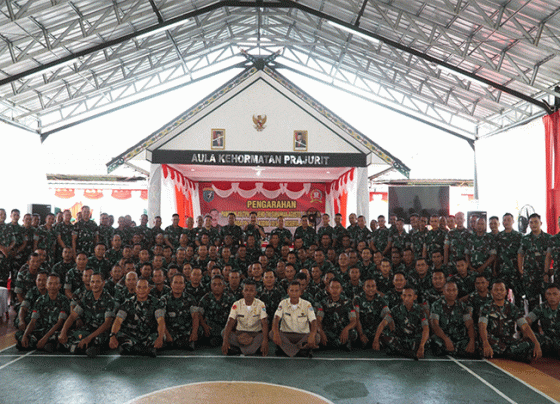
[0,343,15,353]
[0,350,34,371]
[448,356,518,404]
[484,359,560,404]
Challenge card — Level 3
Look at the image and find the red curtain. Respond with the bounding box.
[544,111,560,235]
[174,185,194,227]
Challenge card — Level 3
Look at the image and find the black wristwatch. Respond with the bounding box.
[109,332,117,338]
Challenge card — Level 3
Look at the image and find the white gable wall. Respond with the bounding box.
[157,78,361,154]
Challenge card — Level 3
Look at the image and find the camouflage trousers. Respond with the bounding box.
[430,335,478,358]
[380,331,421,356]
[499,272,524,309]
[15,329,59,350]
[537,334,560,357]
[323,328,357,349]
[484,335,534,360]
[522,278,544,312]
[61,328,110,354]
[116,330,158,353]
[165,327,194,349]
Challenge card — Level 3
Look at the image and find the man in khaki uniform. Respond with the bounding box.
[271,280,319,357]
[222,279,268,356]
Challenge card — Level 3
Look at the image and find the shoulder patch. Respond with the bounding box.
[232,304,237,309]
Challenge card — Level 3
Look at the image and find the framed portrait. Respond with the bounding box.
[293,130,308,151]
[211,129,225,150]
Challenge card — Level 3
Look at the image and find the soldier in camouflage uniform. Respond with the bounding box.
[259,270,284,320]
[219,213,244,246]
[15,271,48,332]
[465,217,496,280]
[495,213,523,306]
[384,272,407,310]
[199,275,236,347]
[33,213,57,265]
[317,213,334,245]
[64,252,88,300]
[517,213,551,312]
[17,273,70,351]
[270,216,293,246]
[370,216,389,255]
[408,258,432,303]
[479,280,541,362]
[88,243,112,278]
[460,274,491,325]
[353,278,390,348]
[423,215,446,262]
[72,206,98,256]
[0,208,14,283]
[114,271,138,308]
[56,210,74,261]
[316,279,357,349]
[387,218,410,253]
[243,211,266,245]
[444,212,470,266]
[135,214,153,250]
[525,284,560,357]
[97,213,114,252]
[58,272,116,357]
[410,216,428,259]
[294,215,317,249]
[332,213,349,248]
[448,257,476,298]
[109,278,166,357]
[163,213,183,250]
[430,281,477,358]
[162,273,199,350]
[14,252,41,305]
[373,286,430,359]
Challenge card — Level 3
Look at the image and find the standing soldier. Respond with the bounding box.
[34,213,57,266]
[109,278,166,357]
[135,214,153,250]
[332,213,348,248]
[423,215,446,261]
[0,208,14,284]
[72,206,98,257]
[518,213,551,312]
[270,216,293,246]
[164,214,183,250]
[97,213,114,252]
[58,272,116,357]
[56,210,74,261]
[495,213,523,306]
[219,213,244,246]
[294,215,317,249]
[410,216,428,259]
[444,212,470,265]
[465,218,496,280]
[162,273,199,350]
[479,280,541,363]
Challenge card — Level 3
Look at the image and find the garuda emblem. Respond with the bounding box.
[252,114,267,131]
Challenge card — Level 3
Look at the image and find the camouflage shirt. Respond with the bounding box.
[466,232,497,269]
[519,231,551,275]
[384,303,428,339]
[164,225,183,249]
[199,292,236,333]
[31,293,70,332]
[429,298,471,341]
[73,220,98,255]
[294,226,317,248]
[258,285,285,320]
[424,229,446,258]
[496,230,522,276]
[479,300,527,340]
[353,292,389,337]
[527,302,560,340]
[74,289,116,330]
[316,296,356,335]
[117,295,165,339]
[444,228,470,262]
[162,291,199,336]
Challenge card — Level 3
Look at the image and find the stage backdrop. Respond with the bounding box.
[198,181,326,232]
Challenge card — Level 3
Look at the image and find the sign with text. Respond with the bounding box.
[198,182,327,232]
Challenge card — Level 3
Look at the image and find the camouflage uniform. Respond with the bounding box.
[219,224,244,245]
[14,287,45,329]
[164,225,183,250]
[185,283,209,304]
[150,284,171,300]
[106,248,123,266]
[55,222,74,260]
[422,287,444,311]
[449,272,477,298]
[479,300,534,360]
[87,256,112,279]
[64,290,116,352]
[97,225,115,250]
[14,268,38,299]
[550,232,560,279]
[34,225,57,264]
[380,302,428,354]
[518,232,551,311]
[527,302,560,356]
[410,229,428,259]
[316,295,357,348]
[294,226,317,248]
[466,232,497,279]
[7,223,26,277]
[317,225,334,243]
[384,289,403,310]
[258,285,285,320]
[51,261,74,281]
[332,225,348,247]
[423,229,446,261]
[356,261,375,279]
[197,227,219,246]
[408,271,432,303]
[198,292,236,342]
[135,225,153,249]
[464,290,492,324]
[116,295,165,352]
[73,220,98,256]
[372,273,393,295]
[16,293,70,348]
[162,291,199,347]
[114,286,135,308]
[0,222,14,281]
[64,267,84,296]
[244,224,265,244]
[353,292,389,341]
[444,228,470,264]
[344,281,364,300]
[496,230,522,285]
[430,298,474,356]
[371,227,389,254]
[270,227,293,246]
[389,230,410,252]
[226,285,244,301]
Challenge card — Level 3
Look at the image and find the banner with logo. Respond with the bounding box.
[198,181,326,232]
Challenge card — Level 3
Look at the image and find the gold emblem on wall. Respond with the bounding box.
[252,114,267,131]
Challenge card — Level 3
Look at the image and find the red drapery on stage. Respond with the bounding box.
[328,168,354,227]
[163,165,195,226]
[544,111,560,235]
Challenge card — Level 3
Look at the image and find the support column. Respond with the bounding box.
[544,111,560,235]
[356,167,369,223]
[148,164,162,224]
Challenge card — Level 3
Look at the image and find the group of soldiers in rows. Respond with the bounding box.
[2,206,559,361]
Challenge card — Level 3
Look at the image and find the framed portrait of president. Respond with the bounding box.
[211,129,225,150]
[293,130,308,151]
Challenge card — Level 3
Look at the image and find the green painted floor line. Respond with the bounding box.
[0,354,555,404]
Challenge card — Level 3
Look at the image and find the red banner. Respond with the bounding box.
[198,181,326,232]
